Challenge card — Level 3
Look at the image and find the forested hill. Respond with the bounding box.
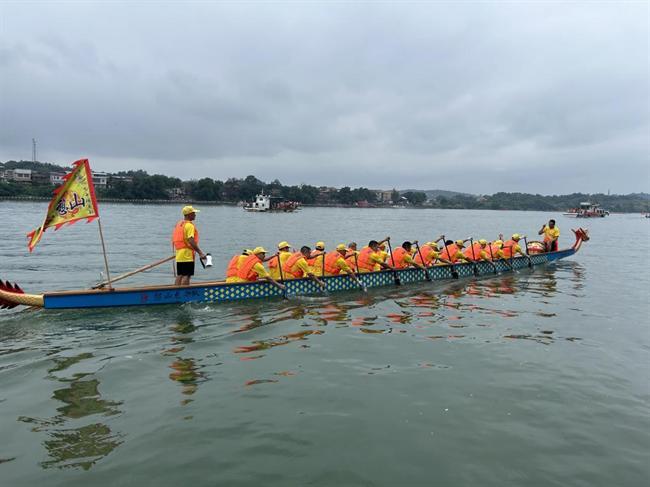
[1,160,648,212]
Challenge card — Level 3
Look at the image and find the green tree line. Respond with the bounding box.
[1,160,648,212]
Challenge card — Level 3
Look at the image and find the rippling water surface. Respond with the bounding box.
[1,202,648,486]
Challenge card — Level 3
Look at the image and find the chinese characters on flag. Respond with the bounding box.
[26,159,100,252]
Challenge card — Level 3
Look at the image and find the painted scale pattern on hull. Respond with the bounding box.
[41,251,570,309]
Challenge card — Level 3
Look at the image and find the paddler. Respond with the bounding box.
[378,243,390,264]
[502,234,528,259]
[234,247,285,290]
[414,241,453,266]
[308,241,327,277]
[324,244,364,287]
[268,241,293,280]
[172,205,207,286]
[356,238,393,273]
[439,239,473,264]
[345,242,359,272]
[391,241,427,270]
[225,249,252,283]
[283,246,326,288]
[463,239,491,262]
[538,219,560,252]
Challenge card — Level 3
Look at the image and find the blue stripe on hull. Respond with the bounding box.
[42,250,575,309]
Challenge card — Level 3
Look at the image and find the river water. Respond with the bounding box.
[0,202,648,486]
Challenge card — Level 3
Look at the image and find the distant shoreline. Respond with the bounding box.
[1,196,645,214]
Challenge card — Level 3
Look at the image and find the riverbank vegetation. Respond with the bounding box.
[1,160,648,212]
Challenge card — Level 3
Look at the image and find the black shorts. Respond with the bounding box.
[176,261,195,276]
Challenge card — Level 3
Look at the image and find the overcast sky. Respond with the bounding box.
[0,1,648,194]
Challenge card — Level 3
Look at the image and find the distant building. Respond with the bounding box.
[167,187,186,200]
[375,190,394,203]
[109,175,133,187]
[5,169,32,182]
[50,173,66,185]
[0,169,5,182]
[31,171,51,184]
[92,171,108,188]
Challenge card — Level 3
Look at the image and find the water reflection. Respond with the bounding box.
[166,315,207,405]
[18,352,123,470]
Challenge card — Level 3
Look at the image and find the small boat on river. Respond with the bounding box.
[563,202,609,218]
[243,193,299,212]
[0,229,589,311]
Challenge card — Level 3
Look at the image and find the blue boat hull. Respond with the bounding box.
[42,249,575,309]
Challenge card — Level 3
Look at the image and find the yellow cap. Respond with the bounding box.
[182,205,200,215]
[243,249,253,255]
[278,241,291,249]
[455,239,465,247]
[512,233,521,240]
[478,239,487,245]
[253,246,267,254]
[336,243,347,251]
[315,241,325,250]
[494,240,503,247]
[426,241,438,248]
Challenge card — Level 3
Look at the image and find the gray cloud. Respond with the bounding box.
[0,1,647,194]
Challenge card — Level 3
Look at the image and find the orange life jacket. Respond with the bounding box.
[283,252,306,278]
[345,250,358,271]
[237,254,262,281]
[502,240,519,258]
[324,251,344,275]
[172,220,199,250]
[226,254,242,278]
[414,245,435,265]
[439,244,459,263]
[463,243,483,260]
[390,247,409,269]
[486,244,503,260]
[357,247,377,272]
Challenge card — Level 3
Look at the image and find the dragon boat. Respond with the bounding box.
[0,229,588,311]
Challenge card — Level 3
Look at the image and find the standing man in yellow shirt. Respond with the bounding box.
[172,206,206,286]
[538,219,560,252]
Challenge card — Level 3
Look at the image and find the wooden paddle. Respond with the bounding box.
[385,238,401,286]
[440,235,459,279]
[468,238,479,277]
[93,255,174,289]
[276,253,289,299]
[522,236,533,268]
[414,241,431,281]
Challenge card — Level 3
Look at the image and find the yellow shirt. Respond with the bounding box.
[543,226,560,242]
[367,251,385,272]
[310,253,325,276]
[175,222,196,263]
[378,250,389,262]
[269,251,292,280]
[326,256,353,276]
[287,257,311,279]
[228,262,270,283]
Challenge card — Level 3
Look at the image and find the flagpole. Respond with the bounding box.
[97,218,113,290]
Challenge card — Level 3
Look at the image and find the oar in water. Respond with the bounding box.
[468,237,479,277]
[439,235,459,279]
[93,255,175,289]
[275,253,289,299]
[486,242,499,275]
[522,236,533,268]
[414,241,431,281]
[385,238,401,286]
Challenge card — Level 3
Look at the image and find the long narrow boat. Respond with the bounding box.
[0,229,589,311]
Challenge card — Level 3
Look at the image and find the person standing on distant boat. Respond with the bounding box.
[538,219,560,252]
[172,206,206,286]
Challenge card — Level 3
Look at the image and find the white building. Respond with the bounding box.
[50,173,66,185]
[5,169,32,182]
[92,171,108,188]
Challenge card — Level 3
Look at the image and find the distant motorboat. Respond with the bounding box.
[243,193,299,212]
[563,202,609,218]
